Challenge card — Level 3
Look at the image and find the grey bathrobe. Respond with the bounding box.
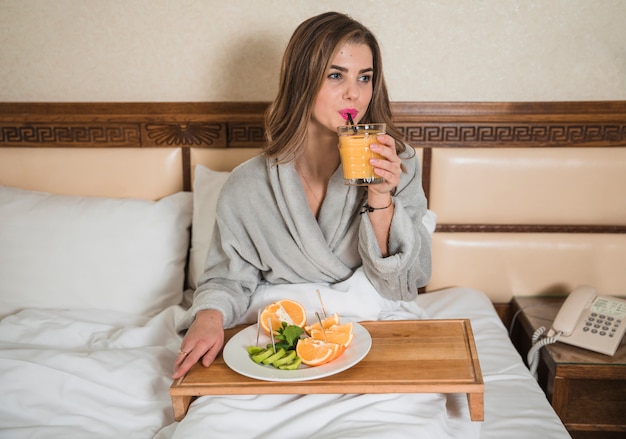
[181,152,431,329]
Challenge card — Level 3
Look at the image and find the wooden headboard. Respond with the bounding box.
[2,101,625,322]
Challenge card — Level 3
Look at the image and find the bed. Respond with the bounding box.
[1,101,625,438]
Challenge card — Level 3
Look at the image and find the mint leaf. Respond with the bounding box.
[282,324,304,347]
[270,323,304,351]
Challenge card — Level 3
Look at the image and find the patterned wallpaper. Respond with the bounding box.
[1,0,624,102]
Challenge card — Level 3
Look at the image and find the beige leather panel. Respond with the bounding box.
[0,147,183,199]
[428,232,626,302]
[429,147,626,225]
[190,148,262,175]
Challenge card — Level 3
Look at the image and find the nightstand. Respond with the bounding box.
[511,296,626,439]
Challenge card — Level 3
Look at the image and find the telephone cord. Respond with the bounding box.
[527,326,561,379]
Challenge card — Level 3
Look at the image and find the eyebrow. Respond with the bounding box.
[329,65,374,74]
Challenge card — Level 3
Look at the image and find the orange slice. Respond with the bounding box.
[310,322,354,346]
[296,338,346,366]
[259,299,307,335]
[329,321,353,333]
[310,330,354,347]
[304,313,340,335]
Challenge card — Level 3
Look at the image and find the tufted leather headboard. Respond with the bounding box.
[1,101,625,320]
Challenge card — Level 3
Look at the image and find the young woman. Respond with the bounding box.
[173,11,431,379]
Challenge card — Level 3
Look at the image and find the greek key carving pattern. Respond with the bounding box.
[399,124,626,145]
[145,123,222,146]
[228,124,265,146]
[2,121,624,148]
[0,124,139,144]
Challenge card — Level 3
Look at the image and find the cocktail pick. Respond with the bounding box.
[268,317,276,353]
[315,312,328,342]
[255,308,261,347]
[316,289,327,319]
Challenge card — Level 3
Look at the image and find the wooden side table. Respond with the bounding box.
[511,296,626,439]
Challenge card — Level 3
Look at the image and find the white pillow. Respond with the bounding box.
[0,186,192,317]
[187,165,230,289]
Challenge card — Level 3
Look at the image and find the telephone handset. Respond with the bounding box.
[549,285,626,356]
[550,285,598,337]
[527,285,626,378]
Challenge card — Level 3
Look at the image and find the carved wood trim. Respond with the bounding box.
[144,123,224,147]
[1,101,625,149]
[436,224,626,234]
[0,123,141,147]
[396,122,626,147]
[0,102,268,148]
[392,101,626,148]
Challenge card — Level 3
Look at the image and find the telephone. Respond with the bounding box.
[548,285,626,356]
[527,285,626,378]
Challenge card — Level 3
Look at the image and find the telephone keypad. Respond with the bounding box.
[582,311,622,337]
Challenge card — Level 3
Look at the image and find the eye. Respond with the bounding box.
[328,72,342,80]
[359,74,372,83]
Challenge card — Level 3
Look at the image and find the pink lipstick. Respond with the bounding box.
[339,109,358,122]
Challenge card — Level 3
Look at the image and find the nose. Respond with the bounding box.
[343,82,359,101]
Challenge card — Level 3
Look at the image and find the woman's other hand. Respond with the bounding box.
[172,309,225,379]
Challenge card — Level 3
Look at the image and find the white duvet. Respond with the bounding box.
[0,277,570,438]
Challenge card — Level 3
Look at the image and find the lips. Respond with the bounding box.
[339,109,358,122]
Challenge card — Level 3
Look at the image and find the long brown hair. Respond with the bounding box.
[264,12,405,163]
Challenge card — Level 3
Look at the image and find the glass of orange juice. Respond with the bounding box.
[337,123,386,185]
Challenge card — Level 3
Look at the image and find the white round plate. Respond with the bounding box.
[223,322,372,382]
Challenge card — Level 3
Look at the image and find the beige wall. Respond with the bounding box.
[1,0,624,102]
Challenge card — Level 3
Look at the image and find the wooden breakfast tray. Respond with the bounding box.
[170,319,484,422]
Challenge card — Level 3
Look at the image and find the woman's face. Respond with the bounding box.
[311,42,374,134]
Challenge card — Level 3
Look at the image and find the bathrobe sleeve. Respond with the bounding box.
[358,151,432,301]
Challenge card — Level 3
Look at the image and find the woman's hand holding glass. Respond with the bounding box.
[367,134,402,197]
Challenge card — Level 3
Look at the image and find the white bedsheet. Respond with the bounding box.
[0,282,570,438]
[0,306,185,438]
